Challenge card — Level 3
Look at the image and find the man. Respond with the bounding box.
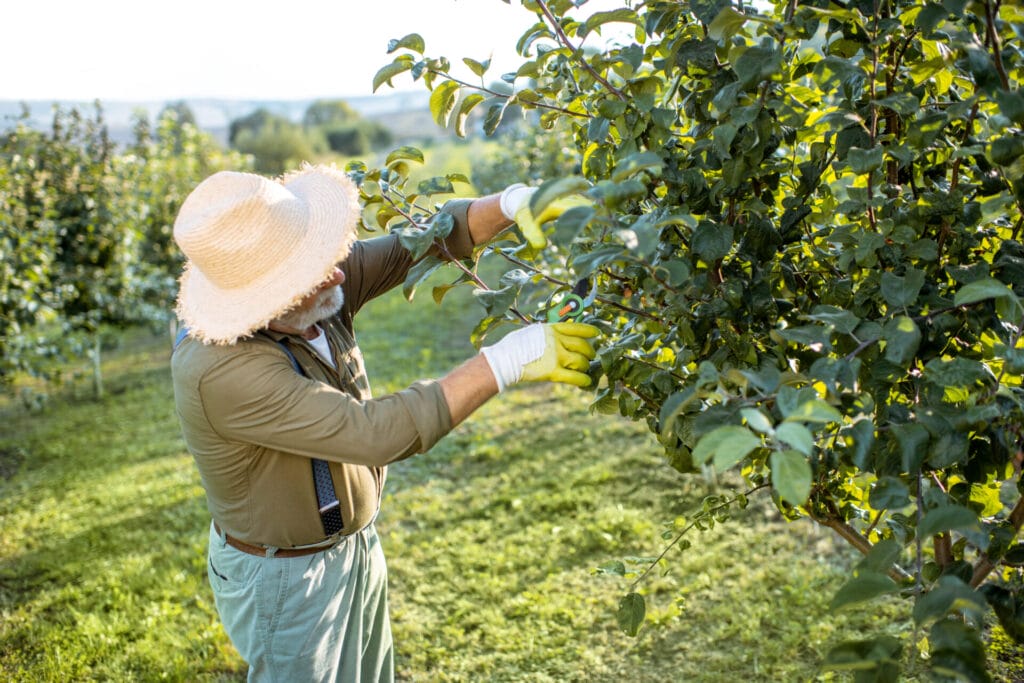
[170,163,597,682]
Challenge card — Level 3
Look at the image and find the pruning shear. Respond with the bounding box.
[546,277,596,323]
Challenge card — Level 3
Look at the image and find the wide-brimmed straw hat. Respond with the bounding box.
[173,163,359,345]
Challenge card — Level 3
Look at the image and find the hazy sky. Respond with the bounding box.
[6,0,628,102]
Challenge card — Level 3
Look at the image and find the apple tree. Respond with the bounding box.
[370,0,1024,678]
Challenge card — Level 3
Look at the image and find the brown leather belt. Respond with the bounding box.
[214,522,337,558]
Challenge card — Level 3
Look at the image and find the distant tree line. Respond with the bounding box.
[0,102,247,396]
[228,99,394,175]
[0,96,403,396]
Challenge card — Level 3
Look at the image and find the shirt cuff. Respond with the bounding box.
[395,379,453,452]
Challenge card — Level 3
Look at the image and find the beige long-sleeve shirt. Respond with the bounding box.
[172,199,474,548]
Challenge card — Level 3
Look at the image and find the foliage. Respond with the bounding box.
[3,287,978,682]
[470,120,579,195]
[0,104,246,388]
[372,0,1024,678]
[232,117,318,175]
[302,98,359,128]
[322,120,394,156]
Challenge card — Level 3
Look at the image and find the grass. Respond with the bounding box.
[1,271,1020,681]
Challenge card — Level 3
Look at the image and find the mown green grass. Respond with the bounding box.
[1,272,1018,681]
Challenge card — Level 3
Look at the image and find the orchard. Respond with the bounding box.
[369,0,1024,679]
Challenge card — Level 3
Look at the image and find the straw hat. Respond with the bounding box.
[173,163,359,345]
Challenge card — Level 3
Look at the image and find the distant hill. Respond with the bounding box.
[0,91,439,146]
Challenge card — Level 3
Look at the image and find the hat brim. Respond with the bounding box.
[175,164,360,345]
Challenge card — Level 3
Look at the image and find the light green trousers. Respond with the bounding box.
[207,522,394,683]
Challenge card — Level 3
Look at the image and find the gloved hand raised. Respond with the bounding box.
[480,322,599,392]
[499,183,591,249]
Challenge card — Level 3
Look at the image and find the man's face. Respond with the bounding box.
[274,268,345,331]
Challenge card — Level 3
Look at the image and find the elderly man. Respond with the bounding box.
[170,164,597,682]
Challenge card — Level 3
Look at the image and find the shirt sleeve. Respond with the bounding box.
[196,345,453,466]
[341,198,476,314]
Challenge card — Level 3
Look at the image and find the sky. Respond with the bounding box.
[5,0,628,102]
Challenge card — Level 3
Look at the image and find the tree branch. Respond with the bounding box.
[495,251,666,323]
[984,0,1011,90]
[815,515,915,583]
[970,491,1024,588]
[425,70,589,119]
[534,0,628,100]
[382,196,531,323]
[629,485,770,590]
[934,532,954,568]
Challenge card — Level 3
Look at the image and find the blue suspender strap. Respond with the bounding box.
[275,340,345,537]
[173,326,189,350]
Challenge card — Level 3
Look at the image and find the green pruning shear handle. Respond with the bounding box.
[547,278,595,323]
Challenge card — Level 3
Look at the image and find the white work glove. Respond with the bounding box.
[480,322,599,392]
[499,183,591,249]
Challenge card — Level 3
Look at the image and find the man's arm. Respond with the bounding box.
[438,354,499,427]
[467,193,515,246]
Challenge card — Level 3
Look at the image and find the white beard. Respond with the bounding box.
[275,286,344,331]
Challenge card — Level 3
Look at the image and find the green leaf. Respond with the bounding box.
[880,269,925,308]
[580,8,641,38]
[928,619,989,680]
[848,146,885,174]
[692,221,733,261]
[831,571,900,610]
[870,477,911,510]
[483,100,508,136]
[373,58,414,92]
[740,407,773,434]
[823,636,902,680]
[733,45,781,89]
[616,592,646,636]
[807,305,860,335]
[417,176,455,196]
[954,277,1014,306]
[429,80,461,127]
[913,576,987,625]
[918,505,981,538]
[473,286,517,318]
[893,422,929,472]
[775,422,814,455]
[402,255,444,301]
[785,399,843,424]
[612,152,664,183]
[856,538,904,575]
[660,388,698,440]
[455,93,485,138]
[385,146,424,166]
[462,57,491,77]
[770,450,812,505]
[707,7,747,41]
[569,246,626,277]
[882,316,921,366]
[387,33,425,54]
[692,425,761,468]
[530,176,591,216]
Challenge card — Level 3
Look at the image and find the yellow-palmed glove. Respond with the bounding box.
[480,322,599,392]
[499,183,591,249]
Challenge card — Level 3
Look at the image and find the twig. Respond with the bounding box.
[384,196,530,323]
[534,0,628,100]
[495,251,666,323]
[425,69,588,119]
[984,0,1011,90]
[629,485,771,590]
